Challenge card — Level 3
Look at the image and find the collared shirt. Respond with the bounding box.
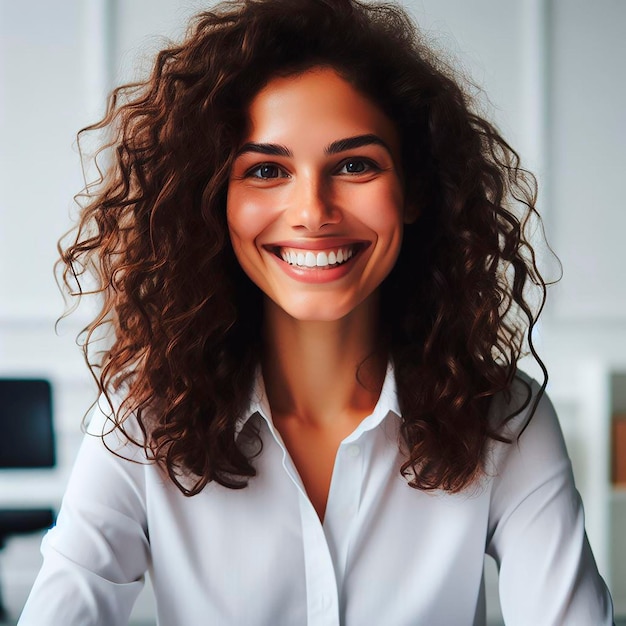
[19,366,613,625]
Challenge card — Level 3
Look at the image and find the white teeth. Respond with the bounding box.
[316,252,328,267]
[279,246,357,268]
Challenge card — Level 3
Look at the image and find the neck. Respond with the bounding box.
[261,295,387,429]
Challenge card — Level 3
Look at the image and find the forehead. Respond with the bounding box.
[242,67,400,151]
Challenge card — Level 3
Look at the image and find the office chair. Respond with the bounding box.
[0,379,56,621]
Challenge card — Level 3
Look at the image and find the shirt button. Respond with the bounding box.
[320,594,330,609]
[347,444,361,458]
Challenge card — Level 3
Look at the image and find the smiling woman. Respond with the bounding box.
[18,0,613,625]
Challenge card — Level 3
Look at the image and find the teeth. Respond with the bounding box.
[278,246,357,268]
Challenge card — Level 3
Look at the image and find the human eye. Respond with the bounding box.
[246,163,288,179]
[335,158,380,175]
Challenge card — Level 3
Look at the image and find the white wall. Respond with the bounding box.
[1,0,624,621]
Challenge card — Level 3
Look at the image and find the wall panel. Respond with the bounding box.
[548,0,626,321]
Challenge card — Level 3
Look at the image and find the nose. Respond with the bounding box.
[286,173,341,231]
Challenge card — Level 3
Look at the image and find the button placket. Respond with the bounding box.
[260,413,340,623]
[298,492,340,626]
[322,437,365,593]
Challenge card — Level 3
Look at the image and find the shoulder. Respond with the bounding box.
[84,391,152,463]
[487,370,559,444]
[54,392,155,546]
[486,370,574,516]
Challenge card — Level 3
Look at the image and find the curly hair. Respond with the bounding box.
[60,0,550,495]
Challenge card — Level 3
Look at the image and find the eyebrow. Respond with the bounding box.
[236,142,292,157]
[325,134,391,155]
[235,134,391,159]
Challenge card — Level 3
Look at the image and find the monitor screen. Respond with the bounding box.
[0,379,55,468]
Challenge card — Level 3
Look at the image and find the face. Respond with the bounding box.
[227,67,408,323]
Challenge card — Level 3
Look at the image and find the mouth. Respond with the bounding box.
[268,243,367,269]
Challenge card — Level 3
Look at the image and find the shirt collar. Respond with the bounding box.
[236,360,402,438]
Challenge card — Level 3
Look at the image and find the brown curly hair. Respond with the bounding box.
[60,0,550,495]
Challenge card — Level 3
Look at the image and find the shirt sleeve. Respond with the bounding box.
[486,376,614,625]
[18,398,150,626]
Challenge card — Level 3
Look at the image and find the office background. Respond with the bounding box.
[0,0,624,623]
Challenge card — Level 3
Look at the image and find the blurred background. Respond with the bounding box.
[0,0,624,623]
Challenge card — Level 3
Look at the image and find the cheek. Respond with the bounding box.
[350,182,405,236]
[226,187,274,248]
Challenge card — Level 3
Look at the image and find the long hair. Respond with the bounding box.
[59,0,551,495]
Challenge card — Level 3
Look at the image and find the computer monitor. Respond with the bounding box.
[0,379,55,468]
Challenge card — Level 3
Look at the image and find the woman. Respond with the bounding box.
[20,0,613,624]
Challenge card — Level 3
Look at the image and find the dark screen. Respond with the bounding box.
[0,379,55,468]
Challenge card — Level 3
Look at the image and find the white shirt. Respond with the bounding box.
[19,366,613,625]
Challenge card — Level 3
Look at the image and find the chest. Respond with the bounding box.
[274,418,354,521]
[145,427,492,626]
